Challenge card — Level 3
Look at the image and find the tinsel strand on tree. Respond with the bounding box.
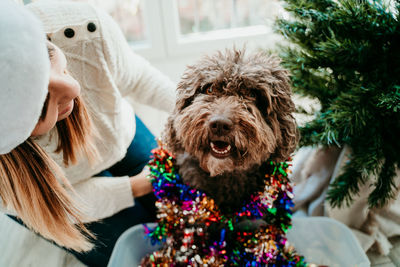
[275,0,400,208]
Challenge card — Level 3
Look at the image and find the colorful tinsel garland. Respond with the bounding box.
[143,147,307,266]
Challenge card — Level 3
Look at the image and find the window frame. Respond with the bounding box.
[133,0,277,60]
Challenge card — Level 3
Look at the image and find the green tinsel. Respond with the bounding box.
[275,0,400,208]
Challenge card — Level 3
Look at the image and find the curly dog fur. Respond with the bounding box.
[163,49,298,212]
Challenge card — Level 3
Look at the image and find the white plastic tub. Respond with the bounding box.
[108,217,370,267]
[286,217,370,267]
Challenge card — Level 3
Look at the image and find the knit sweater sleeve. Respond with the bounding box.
[69,176,134,222]
[97,9,176,113]
[0,175,134,222]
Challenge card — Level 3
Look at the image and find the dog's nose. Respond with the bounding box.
[209,116,233,135]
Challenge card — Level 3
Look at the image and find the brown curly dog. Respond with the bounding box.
[163,49,298,212]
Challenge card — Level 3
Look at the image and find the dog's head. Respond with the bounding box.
[164,49,298,176]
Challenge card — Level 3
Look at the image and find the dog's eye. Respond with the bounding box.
[249,91,257,99]
[202,84,214,95]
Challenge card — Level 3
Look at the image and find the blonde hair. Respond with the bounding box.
[56,96,99,166]
[0,96,98,252]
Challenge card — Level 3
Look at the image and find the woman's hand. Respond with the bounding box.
[130,167,152,198]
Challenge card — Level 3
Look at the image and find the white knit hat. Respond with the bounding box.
[0,0,50,154]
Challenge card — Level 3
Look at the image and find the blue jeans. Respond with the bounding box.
[10,116,157,267]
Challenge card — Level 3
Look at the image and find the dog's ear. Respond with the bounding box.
[162,111,184,155]
[175,70,202,111]
[262,55,299,162]
[162,65,204,155]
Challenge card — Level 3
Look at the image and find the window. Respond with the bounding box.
[26,0,285,78]
[157,0,284,58]
[177,0,277,35]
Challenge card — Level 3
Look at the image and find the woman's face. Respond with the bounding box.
[31,42,81,136]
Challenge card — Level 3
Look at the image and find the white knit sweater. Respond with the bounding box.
[1,2,175,221]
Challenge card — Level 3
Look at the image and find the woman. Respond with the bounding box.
[0,1,175,266]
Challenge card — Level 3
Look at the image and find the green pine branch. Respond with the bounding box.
[326,158,365,208]
[368,159,397,207]
[327,140,385,208]
[377,86,400,113]
[276,0,400,207]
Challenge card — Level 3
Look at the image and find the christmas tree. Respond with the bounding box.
[275,0,400,208]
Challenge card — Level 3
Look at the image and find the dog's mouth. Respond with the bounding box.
[210,140,232,158]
